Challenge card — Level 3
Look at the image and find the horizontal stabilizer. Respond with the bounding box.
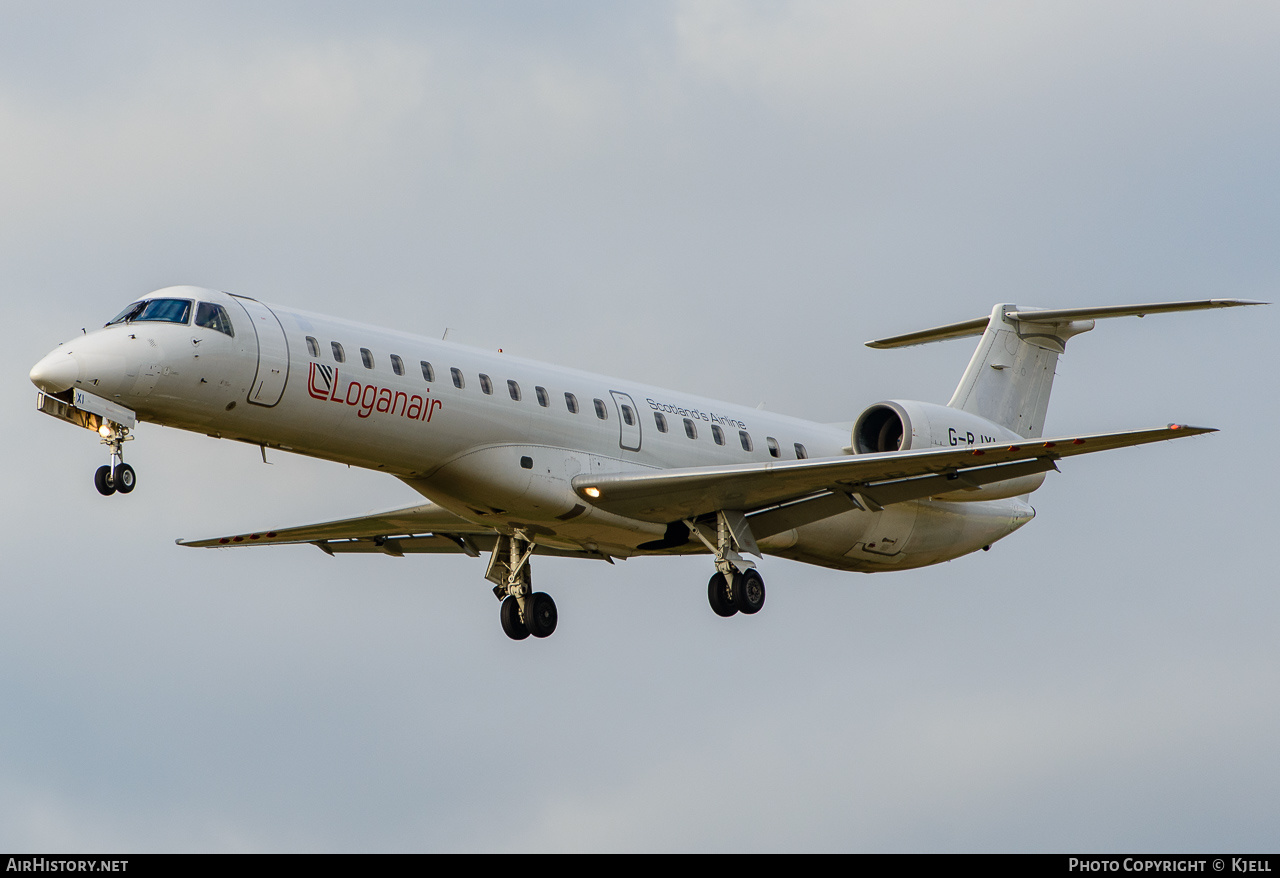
[866,298,1266,349]
[864,316,991,349]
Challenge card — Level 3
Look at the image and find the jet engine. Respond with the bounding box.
[851,400,1048,500]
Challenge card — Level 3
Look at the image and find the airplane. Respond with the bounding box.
[28,286,1264,640]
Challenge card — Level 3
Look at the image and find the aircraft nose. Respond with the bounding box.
[29,348,80,393]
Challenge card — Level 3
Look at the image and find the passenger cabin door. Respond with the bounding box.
[231,295,290,406]
[610,390,642,452]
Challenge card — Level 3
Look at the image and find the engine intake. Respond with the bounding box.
[853,402,912,453]
[850,400,1048,501]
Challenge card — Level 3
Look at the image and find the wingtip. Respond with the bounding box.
[1167,423,1217,435]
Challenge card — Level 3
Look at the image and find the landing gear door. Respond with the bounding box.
[231,295,290,407]
[609,391,642,452]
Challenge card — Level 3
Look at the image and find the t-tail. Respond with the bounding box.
[866,299,1266,439]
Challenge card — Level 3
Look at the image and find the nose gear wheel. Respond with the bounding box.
[114,463,136,494]
[94,465,115,496]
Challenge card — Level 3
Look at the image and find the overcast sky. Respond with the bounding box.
[2,1,1277,852]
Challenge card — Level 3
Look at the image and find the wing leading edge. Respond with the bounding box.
[572,424,1214,523]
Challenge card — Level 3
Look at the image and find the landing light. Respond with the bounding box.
[98,424,114,439]
[584,486,601,498]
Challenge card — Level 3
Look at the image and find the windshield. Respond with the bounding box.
[106,298,193,326]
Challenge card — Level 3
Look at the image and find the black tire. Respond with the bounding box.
[708,572,737,617]
[527,592,558,638]
[500,596,529,641]
[114,463,136,494]
[94,465,115,496]
[734,569,766,615]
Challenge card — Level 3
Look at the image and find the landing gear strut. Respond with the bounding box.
[94,423,135,496]
[487,530,558,640]
[688,511,767,619]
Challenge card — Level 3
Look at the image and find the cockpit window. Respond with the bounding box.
[195,302,234,337]
[107,298,193,326]
[107,302,146,325]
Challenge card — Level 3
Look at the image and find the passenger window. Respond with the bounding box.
[711,424,725,445]
[794,443,808,459]
[565,392,579,414]
[451,368,464,389]
[480,374,493,394]
[508,380,521,401]
[195,303,235,337]
[331,342,346,363]
[360,348,374,369]
[593,398,607,420]
[621,404,635,426]
[535,386,549,407]
[305,336,319,357]
[739,431,753,452]
[654,412,668,433]
[390,355,404,376]
[684,418,697,440]
[421,361,435,382]
[767,437,780,458]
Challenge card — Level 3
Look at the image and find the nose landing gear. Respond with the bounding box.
[35,389,139,496]
[94,423,136,496]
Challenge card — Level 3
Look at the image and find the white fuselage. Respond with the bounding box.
[31,286,1033,571]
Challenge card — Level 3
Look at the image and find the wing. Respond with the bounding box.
[179,500,612,559]
[176,500,499,555]
[572,424,1213,523]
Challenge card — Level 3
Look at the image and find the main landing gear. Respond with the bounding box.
[707,568,766,617]
[93,422,136,496]
[687,510,767,620]
[488,531,558,641]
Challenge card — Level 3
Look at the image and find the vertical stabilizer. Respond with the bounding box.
[946,304,1095,438]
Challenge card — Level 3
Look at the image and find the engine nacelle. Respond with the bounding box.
[851,400,1047,501]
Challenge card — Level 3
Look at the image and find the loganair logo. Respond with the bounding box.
[308,362,442,422]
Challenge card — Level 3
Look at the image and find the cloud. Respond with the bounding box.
[3,2,1277,852]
